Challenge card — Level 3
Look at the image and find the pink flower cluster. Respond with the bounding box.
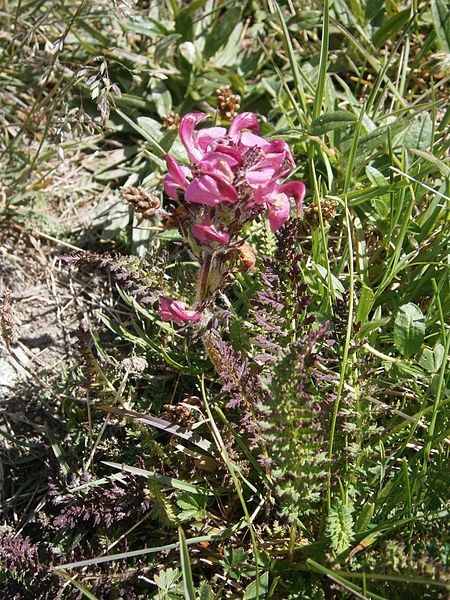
[164,112,305,236]
[158,112,305,325]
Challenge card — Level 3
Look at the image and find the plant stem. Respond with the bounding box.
[197,251,213,304]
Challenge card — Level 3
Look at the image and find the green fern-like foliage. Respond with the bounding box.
[325,500,355,555]
[261,327,330,524]
[147,482,178,528]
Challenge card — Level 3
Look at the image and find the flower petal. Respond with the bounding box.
[267,193,291,232]
[158,296,201,324]
[229,112,259,137]
[192,220,230,245]
[179,113,209,163]
[164,155,192,199]
[185,175,238,205]
[196,127,226,154]
[279,181,306,216]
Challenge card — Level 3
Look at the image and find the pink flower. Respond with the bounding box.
[179,113,226,164]
[185,174,238,205]
[164,155,192,199]
[164,111,305,232]
[158,296,201,324]
[192,219,230,245]
[266,181,306,231]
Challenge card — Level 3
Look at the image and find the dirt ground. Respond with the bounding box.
[0,224,107,395]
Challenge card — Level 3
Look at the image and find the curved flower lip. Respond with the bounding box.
[198,151,240,170]
[179,113,228,164]
[265,181,306,231]
[279,181,306,216]
[196,127,227,154]
[192,220,230,245]
[229,112,260,137]
[179,113,210,163]
[158,296,201,324]
[267,193,291,232]
[164,155,192,199]
[185,175,238,206]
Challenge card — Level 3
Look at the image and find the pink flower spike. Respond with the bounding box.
[192,220,230,245]
[179,113,210,163]
[164,155,192,199]
[158,296,201,325]
[279,181,306,216]
[229,112,259,137]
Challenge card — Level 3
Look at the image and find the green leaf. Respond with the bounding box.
[403,113,433,151]
[366,0,385,23]
[314,262,344,299]
[355,502,375,533]
[431,0,450,52]
[394,303,425,358]
[150,81,172,118]
[102,461,217,495]
[309,110,357,135]
[175,0,207,41]
[198,581,214,600]
[410,149,450,177]
[356,283,375,325]
[244,572,269,599]
[372,8,410,48]
[325,501,354,554]
[179,527,196,600]
[179,41,200,65]
[204,6,243,59]
[418,342,445,373]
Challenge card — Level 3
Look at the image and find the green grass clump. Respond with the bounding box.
[0,1,449,598]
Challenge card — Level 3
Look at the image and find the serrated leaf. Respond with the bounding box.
[431,0,450,52]
[404,112,433,151]
[309,110,357,135]
[394,303,425,358]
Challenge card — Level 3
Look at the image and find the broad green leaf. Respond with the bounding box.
[175,0,207,41]
[372,8,410,48]
[178,41,199,65]
[309,110,356,135]
[403,113,433,151]
[356,284,375,325]
[431,0,450,52]
[150,81,172,117]
[212,22,244,67]
[341,121,404,161]
[355,502,375,533]
[394,303,425,358]
[204,6,243,59]
[366,0,385,23]
[244,572,269,599]
[418,343,445,373]
[291,10,322,30]
[314,262,344,299]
